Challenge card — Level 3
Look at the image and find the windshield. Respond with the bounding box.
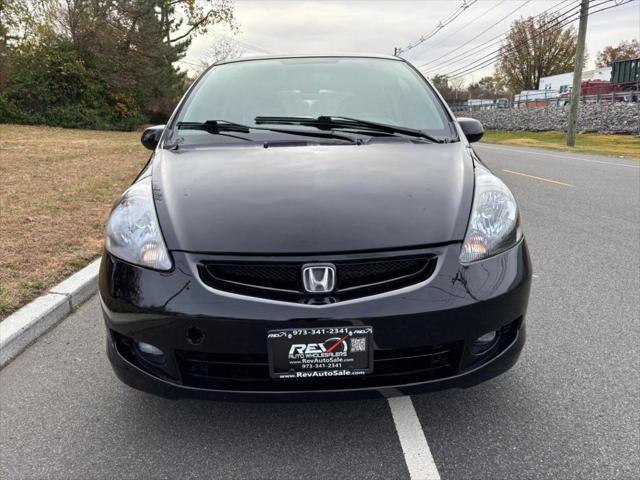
[174,57,454,142]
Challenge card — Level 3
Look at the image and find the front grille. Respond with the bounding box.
[206,264,300,291]
[175,342,461,391]
[339,259,430,290]
[199,256,437,303]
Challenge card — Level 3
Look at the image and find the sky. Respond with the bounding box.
[184,0,640,84]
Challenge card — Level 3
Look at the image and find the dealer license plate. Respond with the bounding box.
[267,326,373,379]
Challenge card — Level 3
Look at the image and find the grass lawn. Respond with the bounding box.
[481,131,640,159]
[0,124,149,320]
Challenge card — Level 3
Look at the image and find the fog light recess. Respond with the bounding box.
[135,341,166,364]
[186,326,205,345]
[471,330,499,355]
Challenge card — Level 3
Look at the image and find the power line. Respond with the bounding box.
[442,0,636,79]
[412,0,510,57]
[441,0,631,78]
[420,0,581,76]
[173,11,277,55]
[208,28,277,55]
[418,0,559,73]
[438,0,584,77]
[176,32,276,69]
[418,0,549,71]
[176,58,203,67]
[396,0,478,56]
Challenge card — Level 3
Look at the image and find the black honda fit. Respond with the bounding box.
[99,54,531,401]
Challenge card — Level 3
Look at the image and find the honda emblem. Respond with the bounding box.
[302,264,336,293]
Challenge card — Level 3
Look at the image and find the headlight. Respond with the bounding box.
[105,177,172,270]
[459,166,522,263]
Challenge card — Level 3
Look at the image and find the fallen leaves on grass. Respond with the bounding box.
[0,124,149,319]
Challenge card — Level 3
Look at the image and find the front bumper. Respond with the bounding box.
[99,240,532,401]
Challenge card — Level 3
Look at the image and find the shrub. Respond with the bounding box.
[0,37,143,131]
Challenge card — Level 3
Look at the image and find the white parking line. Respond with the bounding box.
[476,144,640,169]
[388,396,441,480]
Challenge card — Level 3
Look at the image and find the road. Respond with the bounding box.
[1,144,639,480]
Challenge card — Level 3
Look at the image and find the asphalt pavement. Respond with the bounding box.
[1,143,639,479]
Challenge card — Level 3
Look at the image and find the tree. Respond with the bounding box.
[1,34,124,128]
[55,1,236,121]
[595,39,640,67]
[0,0,236,128]
[467,76,509,99]
[0,0,57,45]
[431,74,449,91]
[157,0,236,48]
[495,13,580,93]
[196,31,243,75]
[0,0,57,88]
[431,74,465,101]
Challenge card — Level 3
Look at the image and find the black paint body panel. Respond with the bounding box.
[99,238,532,401]
[152,142,474,253]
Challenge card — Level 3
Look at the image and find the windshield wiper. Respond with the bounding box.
[254,116,450,143]
[176,120,252,133]
[165,120,254,148]
[171,119,358,146]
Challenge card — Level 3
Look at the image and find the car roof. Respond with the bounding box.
[215,53,404,66]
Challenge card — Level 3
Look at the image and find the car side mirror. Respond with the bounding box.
[457,118,484,143]
[141,125,165,150]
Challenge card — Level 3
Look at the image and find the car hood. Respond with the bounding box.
[152,141,474,254]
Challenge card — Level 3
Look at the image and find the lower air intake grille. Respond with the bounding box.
[175,341,461,391]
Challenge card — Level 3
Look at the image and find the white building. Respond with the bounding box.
[539,67,612,93]
[515,67,613,102]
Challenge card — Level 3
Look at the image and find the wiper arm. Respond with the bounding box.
[254,115,448,143]
[170,119,357,146]
[329,116,447,143]
[165,120,254,148]
[176,120,252,133]
[259,127,358,145]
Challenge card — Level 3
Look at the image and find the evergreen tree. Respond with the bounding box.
[0,0,235,129]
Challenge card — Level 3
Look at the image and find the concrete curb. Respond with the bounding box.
[0,258,101,368]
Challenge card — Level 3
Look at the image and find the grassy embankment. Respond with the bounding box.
[0,124,148,319]
[482,131,640,159]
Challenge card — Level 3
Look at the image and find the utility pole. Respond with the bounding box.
[566,0,589,147]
